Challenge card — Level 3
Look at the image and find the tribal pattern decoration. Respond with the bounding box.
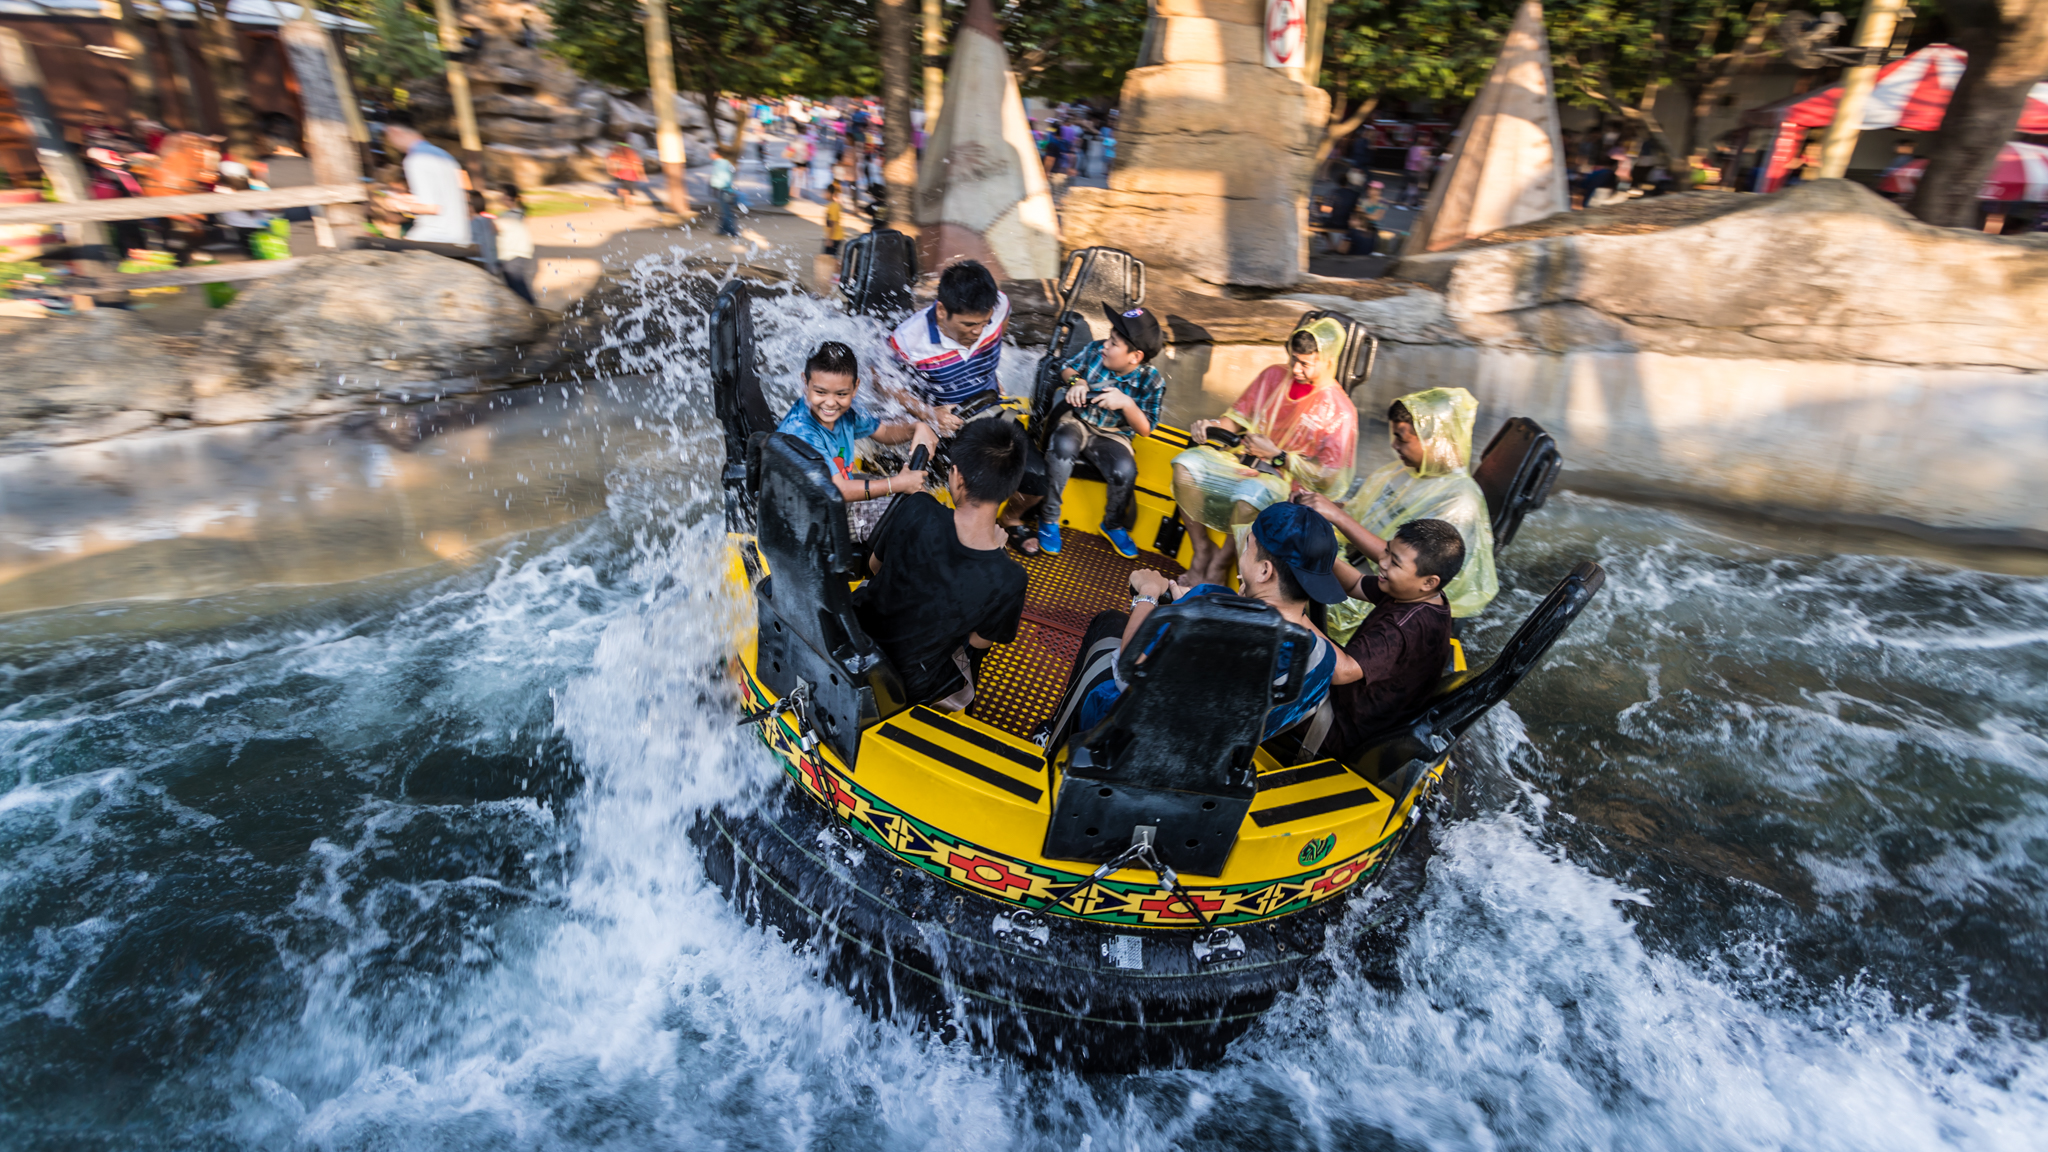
[743,673,1408,929]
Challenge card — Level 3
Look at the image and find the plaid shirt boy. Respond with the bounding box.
[1062,339,1163,438]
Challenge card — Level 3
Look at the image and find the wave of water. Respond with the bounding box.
[4,259,2046,1150]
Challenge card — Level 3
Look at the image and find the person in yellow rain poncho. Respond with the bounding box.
[1297,387,1499,644]
[1173,319,1358,585]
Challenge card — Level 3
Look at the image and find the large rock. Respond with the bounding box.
[914,0,1061,279]
[0,311,193,449]
[478,114,600,147]
[187,250,552,424]
[1297,180,2048,545]
[1395,180,2048,368]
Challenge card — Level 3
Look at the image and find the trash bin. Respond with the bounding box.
[769,166,791,206]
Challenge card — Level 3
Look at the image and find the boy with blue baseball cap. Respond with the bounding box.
[1047,501,1362,744]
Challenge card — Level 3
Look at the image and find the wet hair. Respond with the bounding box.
[804,341,859,381]
[1387,400,1414,427]
[1395,519,1465,585]
[937,260,999,316]
[950,417,1028,505]
[1287,329,1320,356]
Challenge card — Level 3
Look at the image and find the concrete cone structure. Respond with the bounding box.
[1405,0,1569,255]
[912,0,1060,279]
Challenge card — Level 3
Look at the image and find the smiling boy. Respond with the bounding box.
[775,341,937,537]
[1295,506,1463,751]
[1037,305,1165,558]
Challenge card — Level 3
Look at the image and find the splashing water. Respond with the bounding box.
[3,255,2046,1150]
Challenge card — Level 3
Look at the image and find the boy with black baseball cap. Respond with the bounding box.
[1038,304,1167,558]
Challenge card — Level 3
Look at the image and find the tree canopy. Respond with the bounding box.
[547,0,882,100]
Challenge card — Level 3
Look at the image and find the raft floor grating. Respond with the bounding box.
[966,530,1183,740]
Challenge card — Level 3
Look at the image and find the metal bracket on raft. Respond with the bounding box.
[1038,825,1217,930]
[991,909,1050,952]
[737,680,818,753]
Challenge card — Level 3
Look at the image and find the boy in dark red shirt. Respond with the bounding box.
[1297,504,1463,752]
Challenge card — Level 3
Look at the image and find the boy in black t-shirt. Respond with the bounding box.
[855,418,1031,708]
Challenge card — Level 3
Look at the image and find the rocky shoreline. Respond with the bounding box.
[1,250,560,453]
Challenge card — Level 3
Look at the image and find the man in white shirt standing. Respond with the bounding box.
[380,120,471,245]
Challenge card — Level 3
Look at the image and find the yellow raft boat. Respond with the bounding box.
[693,247,1603,1067]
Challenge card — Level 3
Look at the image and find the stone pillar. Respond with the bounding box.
[913,0,1060,279]
[1060,0,1329,287]
[1404,0,1568,254]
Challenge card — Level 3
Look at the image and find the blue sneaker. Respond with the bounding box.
[1037,522,1063,555]
[1102,523,1138,558]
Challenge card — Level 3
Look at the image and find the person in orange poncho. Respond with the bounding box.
[1172,318,1359,585]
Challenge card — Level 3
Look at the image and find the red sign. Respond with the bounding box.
[1264,0,1305,68]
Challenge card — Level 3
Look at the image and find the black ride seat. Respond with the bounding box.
[1044,595,1313,876]
[712,281,778,532]
[838,227,919,319]
[752,433,911,767]
[1341,561,1605,801]
[1474,417,1563,549]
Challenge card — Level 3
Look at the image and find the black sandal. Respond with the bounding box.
[1004,523,1040,556]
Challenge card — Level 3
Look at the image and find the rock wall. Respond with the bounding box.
[1059,0,1328,287]
[1144,182,2048,547]
[0,251,555,452]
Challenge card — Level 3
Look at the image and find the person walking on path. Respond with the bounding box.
[607,143,655,209]
[379,118,471,245]
[708,145,741,237]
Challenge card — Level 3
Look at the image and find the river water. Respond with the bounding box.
[4,268,2046,1150]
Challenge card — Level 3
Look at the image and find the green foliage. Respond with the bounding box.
[1001,0,1150,101]
[547,0,1140,105]
[330,0,443,96]
[547,0,880,99]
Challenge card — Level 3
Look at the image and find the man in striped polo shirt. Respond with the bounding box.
[887,260,1010,411]
[886,260,1048,545]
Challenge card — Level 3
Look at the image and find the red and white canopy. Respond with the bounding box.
[1750,44,2048,192]
[1877,140,2048,202]
[1754,44,2048,132]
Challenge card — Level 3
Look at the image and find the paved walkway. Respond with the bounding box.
[524,145,872,308]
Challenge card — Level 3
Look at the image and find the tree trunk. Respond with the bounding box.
[193,0,259,157]
[1906,0,2048,228]
[112,0,161,121]
[158,10,206,131]
[876,0,917,232]
[1313,93,1377,174]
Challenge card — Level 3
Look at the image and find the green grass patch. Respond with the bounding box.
[519,193,605,219]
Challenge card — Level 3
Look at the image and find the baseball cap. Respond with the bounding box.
[1101,304,1163,361]
[1251,502,1348,605]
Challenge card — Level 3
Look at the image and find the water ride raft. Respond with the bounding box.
[694,247,1604,1067]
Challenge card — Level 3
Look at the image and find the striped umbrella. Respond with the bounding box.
[1878,141,2048,202]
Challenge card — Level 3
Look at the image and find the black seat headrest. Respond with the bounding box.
[840,228,919,318]
[1072,594,1312,794]
[1344,561,1605,793]
[1474,417,1563,549]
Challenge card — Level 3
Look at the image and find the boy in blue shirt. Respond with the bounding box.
[1038,305,1165,558]
[776,341,937,538]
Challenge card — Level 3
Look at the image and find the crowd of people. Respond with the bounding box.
[46,109,540,303]
[772,257,1501,754]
